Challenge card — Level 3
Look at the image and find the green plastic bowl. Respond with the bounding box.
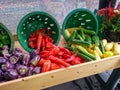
[0,23,14,52]
[17,11,61,52]
[62,8,98,41]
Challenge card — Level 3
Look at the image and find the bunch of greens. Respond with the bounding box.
[109,14,120,32]
[98,1,120,33]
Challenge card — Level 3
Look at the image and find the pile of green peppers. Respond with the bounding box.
[0,29,10,49]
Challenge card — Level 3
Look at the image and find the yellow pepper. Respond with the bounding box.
[103,51,113,58]
[65,30,71,38]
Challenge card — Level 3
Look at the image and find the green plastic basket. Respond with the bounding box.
[0,23,14,52]
[17,11,61,52]
[62,8,99,41]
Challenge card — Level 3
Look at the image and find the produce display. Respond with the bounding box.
[64,27,120,60]
[28,28,85,72]
[0,8,120,84]
[0,28,86,83]
[17,11,61,52]
[0,45,41,82]
[0,26,120,83]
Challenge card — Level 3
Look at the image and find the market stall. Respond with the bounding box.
[0,0,120,90]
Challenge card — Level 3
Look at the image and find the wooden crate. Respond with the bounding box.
[0,36,120,90]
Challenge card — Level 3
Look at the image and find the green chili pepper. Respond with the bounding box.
[0,34,10,44]
[0,42,3,48]
[67,30,77,46]
[76,33,84,41]
[81,27,96,35]
[72,39,92,48]
[77,29,85,40]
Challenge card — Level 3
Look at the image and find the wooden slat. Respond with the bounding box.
[0,55,120,90]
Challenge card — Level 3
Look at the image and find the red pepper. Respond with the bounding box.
[42,60,51,72]
[81,59,86,63]
[41,38,45,51]
[40,53,50,58]
[40,50,49,55]
[50,63,60,70]
[28,28,55,52]
[45,36,49,43]
[29,41,35,48]
[57,51,64,56]
[49,47,60,56]
[49,55,70,67]
[71,59,81,65]
[71,57,82,65]
[29,37,36,41]
[29,34,36,38]
[45,35,54,43]
[39,50,50,58]
[38,58,46,66]
[37,34,42,53]
[48,36,54,43]
[60,48,72,55]
[64,54,76,62]
[59,65,65,68]
[62,54,71,59]
[57,55,63,59]
[46,42,55,50]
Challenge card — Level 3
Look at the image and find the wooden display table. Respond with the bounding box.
[0,36,120,90]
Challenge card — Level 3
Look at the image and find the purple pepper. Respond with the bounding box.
[3,69,18,80]
[32,67,41,74]
[22,53,30,66]
[2,45,9,50]
[12,48,23,57]
[0,69,3,76]
[0,69,3,81]
[1,62,15,71]
[16,65,28,76]
[27,66,34,76]
[30,55,40,66]
[0,57,6,64]
[30,49,39,59]
[9,56,19,64]
[2,45,11,59]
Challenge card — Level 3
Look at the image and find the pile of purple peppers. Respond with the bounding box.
[0,45,41,83]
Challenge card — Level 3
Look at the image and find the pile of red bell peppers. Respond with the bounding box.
[28,28,85,73]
